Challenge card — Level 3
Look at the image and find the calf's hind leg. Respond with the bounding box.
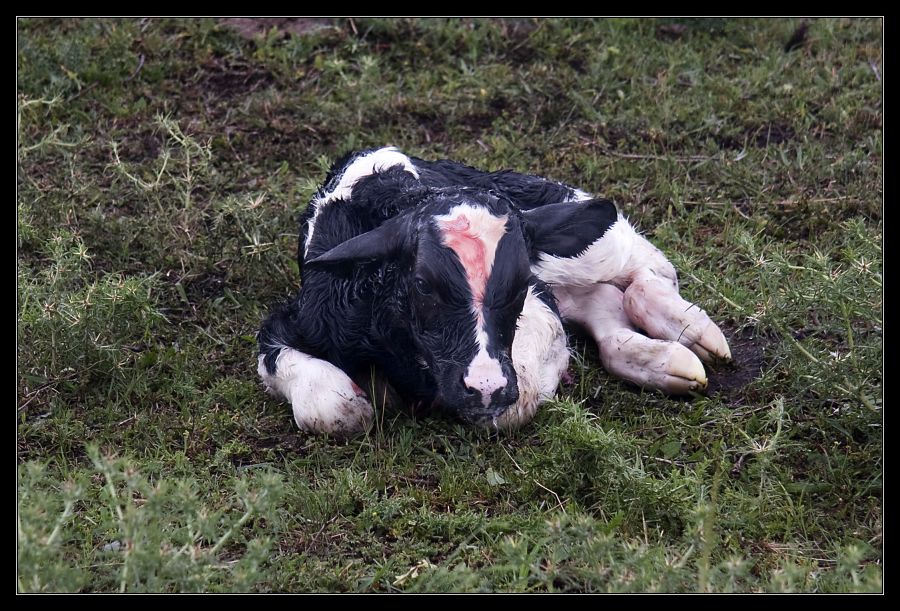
[555,283,708,393]
[526,202,730,392]
[621,268,731,364]
[533,212,731,368]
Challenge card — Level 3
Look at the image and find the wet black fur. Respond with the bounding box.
[259,150,617,424]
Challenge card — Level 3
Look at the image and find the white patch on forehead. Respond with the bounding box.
[434,204,508,313]
[435,205,511,408]
[304,147,419,257]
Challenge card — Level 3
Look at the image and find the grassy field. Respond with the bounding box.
[17,18,882,592]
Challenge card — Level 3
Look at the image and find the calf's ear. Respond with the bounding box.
[306,214,413,270]
[522,198,619,259]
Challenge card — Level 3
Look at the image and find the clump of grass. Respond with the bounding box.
[18,228,163,400]
[17,449,283,593]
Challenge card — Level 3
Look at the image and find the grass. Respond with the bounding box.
[17,18,882,592]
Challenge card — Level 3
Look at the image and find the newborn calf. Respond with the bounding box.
[258,147,731,436]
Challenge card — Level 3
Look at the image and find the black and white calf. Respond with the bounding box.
[258,147,731,436]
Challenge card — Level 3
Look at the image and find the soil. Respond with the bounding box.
[706,325,771,401]
[219,18,334,40]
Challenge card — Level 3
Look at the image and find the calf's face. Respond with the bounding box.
[409,199,531,424]
[308,189,614,426]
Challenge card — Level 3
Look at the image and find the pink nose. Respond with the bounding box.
[463,371,507,406]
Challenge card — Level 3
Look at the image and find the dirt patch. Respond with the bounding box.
[362,104,501,145]
[159,55,333,180]
[657,23,688,40]
[713,122,797,150]
[219,18,335,40]
[243,432,314,460]
[462,110,497,133]
[853,108,882,130]
[199,58,274,100]
[564,322,770,404]
[706,325,771,401]
[578,122,638,150]
[749,122,796,147]
[109,126,164,163]
[784,21,810,52]
[496,18,540,38]
[183,270,228,303]
[407,108,449,142]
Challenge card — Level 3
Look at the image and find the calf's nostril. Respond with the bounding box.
[461,376,479,397]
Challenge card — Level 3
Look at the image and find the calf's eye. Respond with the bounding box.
[414,277,432,295]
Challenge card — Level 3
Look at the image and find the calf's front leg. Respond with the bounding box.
[496,286,570,430]
[258,348,374,437]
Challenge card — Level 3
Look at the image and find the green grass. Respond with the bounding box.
[17,18,882,592]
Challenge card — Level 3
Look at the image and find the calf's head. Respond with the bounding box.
[308,188,614,426]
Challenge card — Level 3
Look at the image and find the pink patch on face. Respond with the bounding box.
[435,207,508,320]
[438,215,489,307]
[441,215,470,233]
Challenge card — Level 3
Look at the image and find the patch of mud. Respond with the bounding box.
[200,59,274,99]
[219,18,335,40]
[657,23,688,40]
[183,271,228,302]
[115,129,163,163]
[748,122,797,147]
[705,325,771,401]
[562,323,770,403]
[361,104,499,144]
[713,122,797,151]
[245,433,314,459]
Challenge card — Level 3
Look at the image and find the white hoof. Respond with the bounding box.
[690,321,732,363]
[258,351,374,437]
[290,385,373,438]
[599,330,708,394]
[622,273,732,364]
